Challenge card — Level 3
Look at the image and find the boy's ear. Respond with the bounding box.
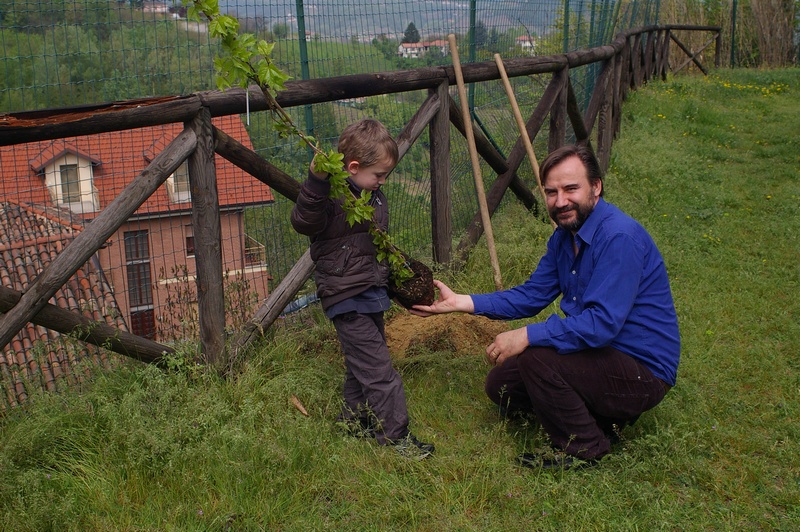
[346,160,360,175]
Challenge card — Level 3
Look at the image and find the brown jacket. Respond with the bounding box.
[290,171,390,310]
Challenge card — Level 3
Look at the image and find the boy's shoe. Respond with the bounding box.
[389,433,435,460]
[335,415,376,439]
[516,452,599,471]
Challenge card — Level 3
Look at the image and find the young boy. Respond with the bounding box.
[290,118,434,459]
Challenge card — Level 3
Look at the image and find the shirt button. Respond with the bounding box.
[571,270,576,275]
[572,296,577,301]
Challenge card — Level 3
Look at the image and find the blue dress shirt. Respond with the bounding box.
[471,198,680,386]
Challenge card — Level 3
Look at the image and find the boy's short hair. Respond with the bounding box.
[337,119,399,167]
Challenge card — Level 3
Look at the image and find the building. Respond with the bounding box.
[516,35,536,54]
[397,39,450,59]
[0,115,274,346]
[142,2,170,14]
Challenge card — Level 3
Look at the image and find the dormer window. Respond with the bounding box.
[60,164,81,203]
[166,161,191,203]
[32,144,101,216]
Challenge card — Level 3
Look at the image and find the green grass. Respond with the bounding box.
[2,68,799,530]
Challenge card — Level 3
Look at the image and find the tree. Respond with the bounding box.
[470,20,489,49]
[273,22,289,40]
[372,34,399,62]
[402,22,420,43]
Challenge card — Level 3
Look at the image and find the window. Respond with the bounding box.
[244,235,266,265]
[173,161,190,195]
[167,161,191,203]
[60,164,80,203]
[185,224,195,256]
[130,309,156,340]
[124,230,155,338]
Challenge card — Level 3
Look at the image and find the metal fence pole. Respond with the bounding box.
[468,0,477,112]
[296,0,315,159]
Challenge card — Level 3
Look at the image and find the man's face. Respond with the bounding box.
[543,155,602,233]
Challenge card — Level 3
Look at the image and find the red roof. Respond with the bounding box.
[0,199,128,411]
[0,115,273,219]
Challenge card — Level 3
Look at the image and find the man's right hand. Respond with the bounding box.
[410,280,475,316]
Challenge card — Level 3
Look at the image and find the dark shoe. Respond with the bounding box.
[389,433,435,460]
[335,415,376,439]
[604,428,622,445]
[601,415,640,445]
[516,452,599,471]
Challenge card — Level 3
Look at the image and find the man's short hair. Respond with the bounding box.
[540,144,604,195]
[337,118,399,167]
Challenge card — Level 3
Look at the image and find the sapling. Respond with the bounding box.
[183,0,418,288]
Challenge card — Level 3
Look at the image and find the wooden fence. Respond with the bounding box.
[0,24,721,377]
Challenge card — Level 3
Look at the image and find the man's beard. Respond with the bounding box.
[549,195,596,232]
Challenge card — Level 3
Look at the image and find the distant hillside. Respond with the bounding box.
[220,0,556,40]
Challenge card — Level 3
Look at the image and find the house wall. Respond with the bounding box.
[98,210,270,342]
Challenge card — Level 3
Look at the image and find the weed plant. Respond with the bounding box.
[1,68,798,530]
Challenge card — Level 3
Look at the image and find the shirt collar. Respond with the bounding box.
[575,196,608,246]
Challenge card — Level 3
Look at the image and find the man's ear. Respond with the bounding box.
[346,160,360,175]
[592,178,603,197]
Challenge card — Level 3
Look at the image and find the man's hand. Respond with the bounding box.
[486,327,529,366]
[409,280,475,316]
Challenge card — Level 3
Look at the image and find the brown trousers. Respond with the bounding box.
[485,345,669,459]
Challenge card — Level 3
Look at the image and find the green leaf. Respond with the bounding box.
[259,63,291,92]
[256,40,276,59]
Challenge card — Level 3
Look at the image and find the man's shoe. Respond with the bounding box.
[390,433,435,460]
[516,452,599,471]
[335,415,376,439]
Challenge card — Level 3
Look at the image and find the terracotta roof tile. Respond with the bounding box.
[0,201,128,412]
[0,115,273,218]
[30,140,102,173]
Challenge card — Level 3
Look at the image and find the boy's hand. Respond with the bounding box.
[310,154,329,179]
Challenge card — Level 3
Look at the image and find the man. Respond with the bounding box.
[412,144,679,470]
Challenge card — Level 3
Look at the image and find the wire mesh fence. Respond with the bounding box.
[1,0,689,409]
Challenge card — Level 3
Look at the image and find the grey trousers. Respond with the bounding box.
[332,311,409,443]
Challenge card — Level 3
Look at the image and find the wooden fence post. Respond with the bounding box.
[429,80,452,265]
[612,48,624,139]
[187,107,226,368]
[644,30,655,83]
[597,54,617,172]
[631,33,644,88]
[548,67,569,153]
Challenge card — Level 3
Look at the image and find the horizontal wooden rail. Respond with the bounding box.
[0,25,720,147]
[0,285,172,363]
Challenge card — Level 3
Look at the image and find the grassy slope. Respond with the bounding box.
[0,68,798,530]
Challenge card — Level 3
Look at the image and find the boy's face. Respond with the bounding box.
[346,155,395,192]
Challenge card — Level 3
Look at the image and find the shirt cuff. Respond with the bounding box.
[526,322,549,347]
[470,294,492,315]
